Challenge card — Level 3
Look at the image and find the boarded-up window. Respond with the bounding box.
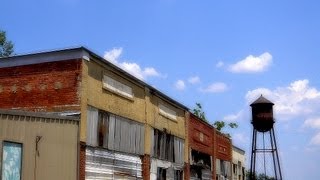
[87,106,99,146]
[98,111,109,148]
[86,106,144,155]
[109,115,144,155]
[103,75,133,99]
[153,129,184,163]
[159,104,177,120]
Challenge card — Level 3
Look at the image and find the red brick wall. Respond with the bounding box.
[215,131,232,161]
[142,154,150,180]
[79,142,86,180]
[0,59,82,112]
[189,114,214,155]
[184,163,190,180]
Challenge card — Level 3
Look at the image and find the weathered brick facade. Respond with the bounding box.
[79,142,86,180]
[189,114,214,155]
[215,131,232,161]
[0,59,82,112]
[187,113,216,179]
[142,154,150,180]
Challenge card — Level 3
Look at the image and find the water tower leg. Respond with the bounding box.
[250,129,257,180]
[271,128,283,180]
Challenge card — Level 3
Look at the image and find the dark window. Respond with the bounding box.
[153,129,174,162]
[98,111,109,147]
[174,170,183,180]
[157,167,166,180]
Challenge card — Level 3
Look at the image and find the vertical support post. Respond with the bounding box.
[270,128,278,180]
[272,128,283,180]
[250,128,256,180]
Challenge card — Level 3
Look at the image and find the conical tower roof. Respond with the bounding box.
[250,95,274,106]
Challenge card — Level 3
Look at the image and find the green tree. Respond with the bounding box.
[193,103,238,133]
[193,103,207,121]
[213,121,238,132]
[0,30,14,57]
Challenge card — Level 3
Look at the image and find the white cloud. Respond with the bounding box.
[303,118,320,129]
[246,79,320,120]
[175,80,186,91]
[216,61,224,68]
[223,110,244,122]
[310,132,320,145]
[229,52,272,73]
[104,47,122,64]
[188,76,200,84]
[200,82,228,93]
[144,67,160,77]
[104,48,162,80]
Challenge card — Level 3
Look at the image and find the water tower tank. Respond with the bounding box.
[250,95,274,132]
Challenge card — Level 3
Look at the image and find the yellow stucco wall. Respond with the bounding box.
[145,90,187,162]
[80,58,187,160]
[80,59,147,142]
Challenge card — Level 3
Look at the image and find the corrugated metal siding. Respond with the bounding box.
[85,147,142,180]
[0,112,78,180]
[201,169,212,180]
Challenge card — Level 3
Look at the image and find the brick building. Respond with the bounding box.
[186,113,215,179]
[0,47,234,180]
[215,131,233,180]
[0,47,188,180]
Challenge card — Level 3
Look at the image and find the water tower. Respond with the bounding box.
[249,95,282,180]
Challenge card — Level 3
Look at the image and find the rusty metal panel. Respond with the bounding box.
[85,147,142,180]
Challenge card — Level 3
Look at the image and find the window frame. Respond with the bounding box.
[1,140,23,180]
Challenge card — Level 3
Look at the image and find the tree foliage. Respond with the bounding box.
[193,102,207,121]
[0,30,14,57]
[213,121,238,132]
[245,171,276,180]
[193,103,238,134]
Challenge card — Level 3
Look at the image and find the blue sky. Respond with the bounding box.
[2,0,320,179]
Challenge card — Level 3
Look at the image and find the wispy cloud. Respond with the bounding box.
[228,52,272,73]
[223,110,244,122]
[104,48,163,80]
[188,76,200,84]
[200,82,228,93]
[310,132,320,145]
[303,118,320,129]
[216,61,224,68]
[174,80,186,91]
